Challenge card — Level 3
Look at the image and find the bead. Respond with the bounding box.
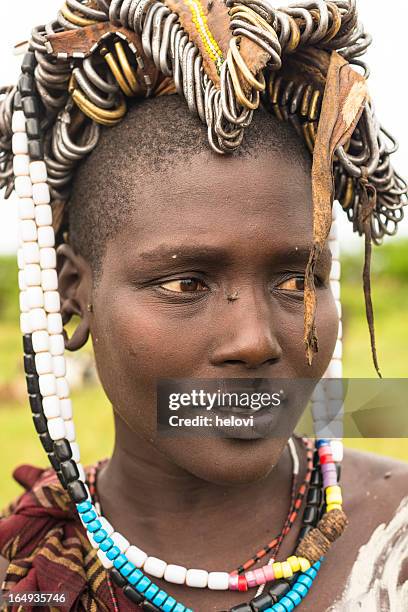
[326,486,342,505]
[262,565,274,582]
[186,569,208,588]
[269,581,291,602]
[28,139,44,161]
[330,280,340,301]
[327,503,342,513]
[99,537,114,552]
[106,545,121,560]
[15,176,33,198]
[39,432,54,452]
[287,590,302,606]
[245,570,257,588]
[14,91,23,110]
[40,247,57,270]
[144,556,167,579]
[77,462,86,482]
[87,519,102,533]
[21,291,30,314]
[48,313,63,334]
[329,240,340,259]
[77,500,92,513]
[43,291,60,313]
[39,372,57,397]
[303,506,319,526]
[228,573,239,590]
[32,183,51,205]
[270,604,286,612]
[37,226,55,248]
[26,286,43,309]
[152,591,168,606]
[47,451,60,471]
[273,563,283,580]
[230,606,252,612]
[12,132,28,155]
[306,488,322,507]
[113,554,128,570]
[326,359,342,378]
[292,582,308,598]
[25,263,41,286]
[128,569,143,586]
[29,160,47,184]
[127,545,148,568]
[32,329,49,352]
[281,561,293,579]
[35,352,52,375]
[298,558,311,572]
[22,96,40,117]
[172,604,186,612]
[279,596,295,611]
[53,356,66,378]
[23,241,40,263]
[12,111,26,133]
[20,313,31,334]
[48,417,66,440]
[17,248,25,269]
[164,564,187,585]
[18,74,34,96]
[41,269,58,293]
[20,219,37,242]
[207,572,229,590]
[23,333,34,354]
[49,333,64,356]
[56,376,70,398]
[60,398,72,419]
[123,585,144,603]
[297,574,313,589]
[21,51,36,73]
[18,270,27,290]
[32,412,47,433]
[64,419,76,442]
[332,339,342,359]
[18,198,35,220]
[29,308,47,331]
[26,373,40,394]
[135,576,151,593]
[330,259,341,281]
[26,118,41,140]
[43,395,61,419]
[60,459,80,482]
[161,596,176,611]
[142,601,162,612]
[287,556,301,573]
[237,574,248,591]
[250,593,273,611]
[144,583,160,601]
[53,438,72,461]
[29,393,42,413]
[35,204,52,227]
[13,154,30,176]
[111,532,130,554]
[67,479,88,503]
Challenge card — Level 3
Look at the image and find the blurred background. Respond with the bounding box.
[1,1,407,506]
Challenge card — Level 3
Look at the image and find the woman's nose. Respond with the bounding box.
[209,288,283,370]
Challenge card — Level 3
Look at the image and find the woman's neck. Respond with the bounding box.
[96,412,306,569]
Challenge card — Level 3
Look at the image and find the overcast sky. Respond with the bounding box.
[1,0,407,253]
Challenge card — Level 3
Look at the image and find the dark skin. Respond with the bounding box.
[2,147,408,610]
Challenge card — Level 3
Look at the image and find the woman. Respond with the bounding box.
[0,0,407,610]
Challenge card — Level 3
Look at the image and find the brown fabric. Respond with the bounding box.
[304,50,369,364]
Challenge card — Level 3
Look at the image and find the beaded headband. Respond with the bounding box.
[0,1,406,610]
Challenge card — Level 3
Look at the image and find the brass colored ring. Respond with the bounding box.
[229,6,276,35]
[301,84,313,117]
[308,89,321,121]
[60,2,98,27]
[101,48,134,97]
[229,37,265,92]
[342,177,355,209]
[227,49,260,110]
[302,121,314,153]
[69,74,126,125]
[114,41,139,93]
[271,75,283,105]
[285,15,301,53]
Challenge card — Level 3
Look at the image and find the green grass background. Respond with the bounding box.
[0,242,407,506]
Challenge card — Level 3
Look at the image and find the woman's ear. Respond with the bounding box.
[57,243,93,351]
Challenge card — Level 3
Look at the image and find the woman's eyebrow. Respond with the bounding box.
[137,244,231,264]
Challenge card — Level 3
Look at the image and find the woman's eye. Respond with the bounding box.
[276,276,305,292]
[159,278,209,293]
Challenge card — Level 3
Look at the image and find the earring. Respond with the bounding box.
[87,303,93,313]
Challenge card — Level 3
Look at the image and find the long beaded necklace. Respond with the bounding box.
[11,48,347,612]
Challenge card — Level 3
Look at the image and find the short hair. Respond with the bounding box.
[67,94,311,276]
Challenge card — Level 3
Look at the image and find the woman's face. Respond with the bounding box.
[87,147,338,484]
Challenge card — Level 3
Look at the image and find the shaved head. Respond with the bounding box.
[67,94,311,276]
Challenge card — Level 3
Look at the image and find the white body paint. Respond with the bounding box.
[328,496,408,612]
